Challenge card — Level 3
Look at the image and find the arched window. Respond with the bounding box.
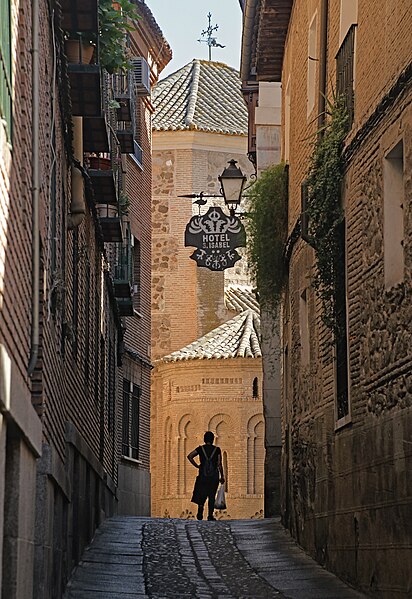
[178,414,192,495]
[222,451,228,492]
[252,377,258,398]
[247,415,264,494]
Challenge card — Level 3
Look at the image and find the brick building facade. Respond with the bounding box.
[241,0,412,596]
[0,1,170,597]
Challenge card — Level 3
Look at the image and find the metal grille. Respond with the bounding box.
[336,24,356,128]
[114,222,133,281]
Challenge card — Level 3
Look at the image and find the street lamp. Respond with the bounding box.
[218,159,247,213]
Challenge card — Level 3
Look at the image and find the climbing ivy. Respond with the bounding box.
[245,163,288,311]
[306,95,349,336]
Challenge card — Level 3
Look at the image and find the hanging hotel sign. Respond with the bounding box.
[184,207,246,271]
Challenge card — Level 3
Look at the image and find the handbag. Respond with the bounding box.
[215,484,226,510]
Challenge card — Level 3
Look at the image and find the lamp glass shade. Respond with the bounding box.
[219,160,247,206]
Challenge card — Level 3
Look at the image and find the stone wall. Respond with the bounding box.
[280,0,412,596]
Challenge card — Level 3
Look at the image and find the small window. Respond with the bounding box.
[222,451,228,493]
[384,141,404,289]
[284,76,291,161]
[336,24,356,128]
[252,377,258,398]
[335,220,350,423]
[307,12,318,116]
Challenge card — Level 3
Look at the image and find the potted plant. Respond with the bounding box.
[64,32,95,64]
[96,203,117,218]
[99,0,140,73]
[88,155,112,170]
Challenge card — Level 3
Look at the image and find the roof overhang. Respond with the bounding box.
[240,0,293,83]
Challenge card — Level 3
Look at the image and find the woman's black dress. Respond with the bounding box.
[191,444,221,506]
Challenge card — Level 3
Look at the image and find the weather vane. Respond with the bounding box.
[198,12,225,62]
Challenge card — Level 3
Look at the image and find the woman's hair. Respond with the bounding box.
[204,431,214,444]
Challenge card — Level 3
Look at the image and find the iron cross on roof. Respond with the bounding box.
[198,12,226,62]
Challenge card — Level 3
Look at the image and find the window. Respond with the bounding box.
[222,451,228,492]
[307,12,318,116]
[336,24,356,128]
[130,140,143,168]
[107,338,116,434]
[299,289,310,366]
[252,377,258,398]
[335,220,350,424]
[284,76,291,161]
[122,380,140,460]
[0,0,12,140]
[384,140,404,289]
[133,238,141,312]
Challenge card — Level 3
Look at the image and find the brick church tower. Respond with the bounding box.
[151,60,264,519]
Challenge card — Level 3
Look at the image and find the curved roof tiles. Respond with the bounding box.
[162,309,261,362]
[152,59,248,136]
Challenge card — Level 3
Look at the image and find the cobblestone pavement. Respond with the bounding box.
[65,517,367,599]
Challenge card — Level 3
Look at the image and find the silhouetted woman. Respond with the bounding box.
[187,431,225,521]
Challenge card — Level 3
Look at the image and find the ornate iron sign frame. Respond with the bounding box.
[184,207,246,271]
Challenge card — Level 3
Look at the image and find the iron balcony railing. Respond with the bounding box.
[113,221,133,295]
[336,24,357,128]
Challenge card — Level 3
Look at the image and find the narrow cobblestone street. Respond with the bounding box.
[65,517,366,599]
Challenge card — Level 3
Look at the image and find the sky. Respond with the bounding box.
[146,0,243,79]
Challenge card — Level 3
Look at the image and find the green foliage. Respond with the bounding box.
[119,192,130,215]
[99,0,140,73]
[245,163,288,310]
[306,95,349,334]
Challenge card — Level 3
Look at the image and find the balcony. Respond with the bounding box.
[64,37,102,118]
[83,116,109,153]
[113,223,133,298]
[87,155,122,242]
[113,72,133,121]
[111,72,135,154]
[116,123,134,154]
[61,0,98,34]
[116,297,134,317]
[113,223,134,316]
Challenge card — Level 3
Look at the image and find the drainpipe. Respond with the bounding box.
[67,116,85,229]
[28,0,40,374]
[240,0,258,83]
[318,0,329,132]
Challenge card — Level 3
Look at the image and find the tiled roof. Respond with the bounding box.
[152,59,248,135]
[162,309,261,362]
[225,285,259,314]
[133,1,172,68]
